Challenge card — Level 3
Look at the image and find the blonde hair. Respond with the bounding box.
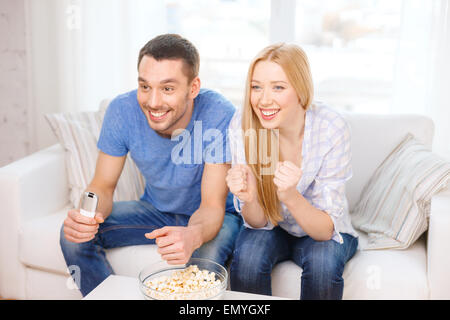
[242,43,314,225]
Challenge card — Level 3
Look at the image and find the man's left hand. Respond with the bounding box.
[145,225,201,265]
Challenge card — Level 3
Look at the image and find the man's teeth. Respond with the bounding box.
[150,111,168,117]
[261,110,279,116]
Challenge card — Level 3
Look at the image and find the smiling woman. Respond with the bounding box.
[227,42,359,300]
[240,43,314,224]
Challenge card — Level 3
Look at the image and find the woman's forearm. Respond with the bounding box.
[283,193,334,241]
[241,198,268,228]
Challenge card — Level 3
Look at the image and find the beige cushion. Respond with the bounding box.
[44,104,145,208]
[351,133,450,250]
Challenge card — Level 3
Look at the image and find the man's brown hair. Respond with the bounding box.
[138,34,200,82]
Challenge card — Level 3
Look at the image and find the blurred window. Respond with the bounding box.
[294,0,403,113]
[165,0,271,107]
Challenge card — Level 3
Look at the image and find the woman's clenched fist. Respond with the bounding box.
[226,164,258,203]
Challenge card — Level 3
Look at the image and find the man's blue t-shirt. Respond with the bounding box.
[97,88,236,216]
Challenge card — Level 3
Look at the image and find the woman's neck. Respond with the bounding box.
[279,111,306,143]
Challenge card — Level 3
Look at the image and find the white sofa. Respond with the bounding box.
[1,111,450,300]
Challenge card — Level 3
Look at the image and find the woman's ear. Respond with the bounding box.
[189,76,201,99]
[298,97,306,110]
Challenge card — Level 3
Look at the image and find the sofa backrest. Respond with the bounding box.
[342,112,434,212]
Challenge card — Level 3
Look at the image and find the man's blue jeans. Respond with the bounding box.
[230,227,358,300]
[60,200,243,297]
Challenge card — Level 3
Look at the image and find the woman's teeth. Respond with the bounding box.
[260,108,280,120]
[261,110,279,116]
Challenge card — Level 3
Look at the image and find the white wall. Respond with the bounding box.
[0,0,172,168]
[0,0,38,167]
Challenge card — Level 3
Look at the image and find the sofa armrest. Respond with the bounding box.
[0,144,69,222]
[0,144,69,299]
[427,187,450,299]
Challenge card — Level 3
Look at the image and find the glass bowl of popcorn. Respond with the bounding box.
[139,258,228,300]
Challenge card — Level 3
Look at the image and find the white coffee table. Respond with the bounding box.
[84,275,288,300]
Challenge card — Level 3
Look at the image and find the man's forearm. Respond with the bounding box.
[84,184,114,220]
[188,205,225,249]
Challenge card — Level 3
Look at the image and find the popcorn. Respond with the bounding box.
[143,265,223,300]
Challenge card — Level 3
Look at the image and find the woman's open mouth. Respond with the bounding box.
[260,108,280,121]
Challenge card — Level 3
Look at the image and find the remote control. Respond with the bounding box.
[80,191,98,218]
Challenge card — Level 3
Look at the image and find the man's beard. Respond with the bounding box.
[150,93,191,138]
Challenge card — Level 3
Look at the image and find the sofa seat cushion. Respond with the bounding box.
[271,231,429,299]
[20,211,429,299]
[19,208,161,277]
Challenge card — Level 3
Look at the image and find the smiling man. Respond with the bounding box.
[59,34,242,297]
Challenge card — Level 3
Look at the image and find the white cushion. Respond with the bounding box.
[25,267,82,300]
[351,134,450,249]
[19,210,69,274]
[342,232,428,299]
[343,113,434,211]
[271,232,428,300]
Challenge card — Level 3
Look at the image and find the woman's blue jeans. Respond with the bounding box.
[230,227,358,300]
[60,200,243,297]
